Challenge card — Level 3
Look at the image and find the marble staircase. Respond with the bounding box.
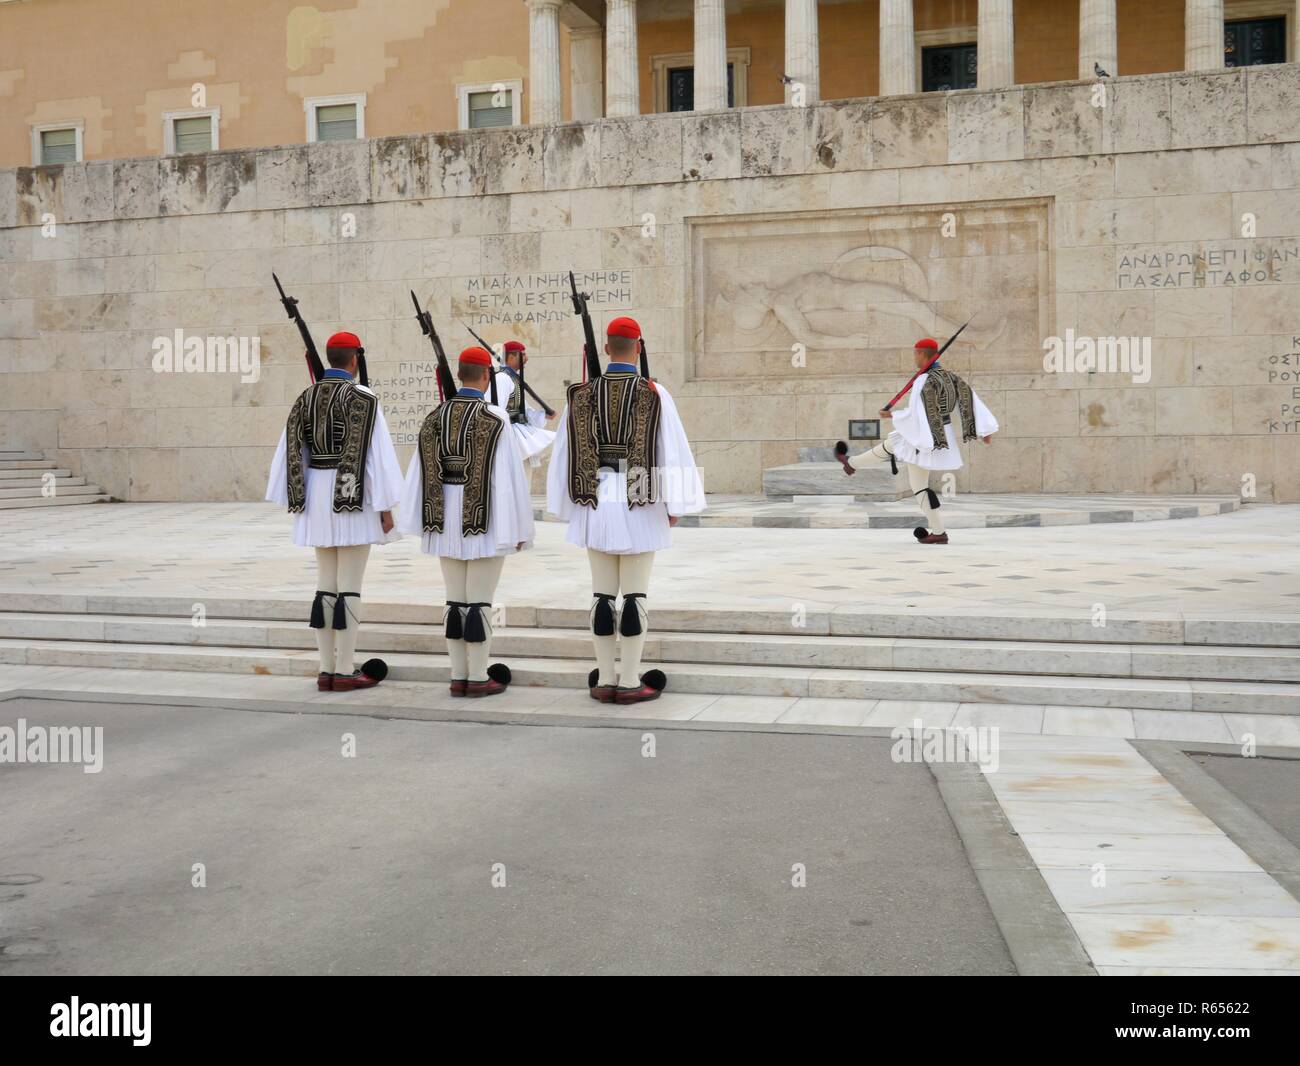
[1,594,1295,718]
[0,449,111,509]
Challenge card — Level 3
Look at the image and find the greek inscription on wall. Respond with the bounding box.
[1116,240,1300,289]
[453,271,634,326]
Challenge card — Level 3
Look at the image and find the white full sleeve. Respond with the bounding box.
[363,406,405,512]
[545,404,576,520]
[653,385,706,516]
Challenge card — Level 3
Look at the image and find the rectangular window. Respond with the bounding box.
[666,64,735,112]
[315,103,358,141]
[173,115,213,154]
[1225,16,1287,66]
[468,89,514,129]
[921,43,978,92]
[40,127,78,165]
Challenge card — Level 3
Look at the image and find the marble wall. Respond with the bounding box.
[2,66,1299,502]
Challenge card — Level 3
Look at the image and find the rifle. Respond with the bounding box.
[569,271,601,382]
[410,291,457,403]
[273,272,324,383]
[462,322,556,417]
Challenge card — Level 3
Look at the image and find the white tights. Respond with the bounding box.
[587,549,655,688]
[439,555,506,683]
[851,442,946,535]
[314,545,371,675]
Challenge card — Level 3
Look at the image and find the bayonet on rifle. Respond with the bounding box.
[410,290,457,403]
[273,272,324,383]
[569,271,601,382]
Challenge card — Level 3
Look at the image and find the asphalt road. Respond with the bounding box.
[0,697,1014,975]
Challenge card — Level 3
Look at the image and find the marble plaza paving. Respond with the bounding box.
[3,500,1298,974]
[3,498,1295,616]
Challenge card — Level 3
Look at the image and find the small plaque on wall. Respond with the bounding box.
[848,419,880,440]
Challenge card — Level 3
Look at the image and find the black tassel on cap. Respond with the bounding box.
[309,590,329,629]
[333,592,358,630]
[591,594,616,637]
[444,601,466,640]
[619,593,646,637]
[639,339,650,378]
[463,602,491,643]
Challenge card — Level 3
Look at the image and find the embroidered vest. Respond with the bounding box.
[285,379,377,513]
[417,396,504,536]
[920,367,977,450]
[502,369,527,424]
[565,372,661,509]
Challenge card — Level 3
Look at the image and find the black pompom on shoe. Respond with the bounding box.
[641,669,667,692]
[487,663,512,686]
[360,658,389,682]
[913,527,930,541]
[834,441,849,458]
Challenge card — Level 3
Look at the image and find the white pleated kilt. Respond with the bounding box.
[886,423,965,472]
[564,469,671,554]
[408,485,528,561]
[511,422,556,460]
[290,469,388,548]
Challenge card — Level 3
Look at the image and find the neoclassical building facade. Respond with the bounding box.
[3,1,1297,167]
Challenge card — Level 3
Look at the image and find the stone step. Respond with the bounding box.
[0,459,60,471]
[1,637,1293,714]
[0,494,113,510]
[0,450,44,461]
[0,483,101,500]
[763,460,898,500]
[0,470,75,482]
[1,611,1297,684]
[2,593,1296,648]
[0,475,88,488]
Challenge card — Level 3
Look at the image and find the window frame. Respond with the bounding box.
[651,47,750,113]
[304,93,367,143]
[914,27,978,92]
[162,107,221,156]
[30,121,84,166]
[456,79,523,131]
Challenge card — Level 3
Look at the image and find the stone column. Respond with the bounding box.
[879,0,916,96]
[606,0,640,117]
[784,0,820,105]
[570,25,604,120]
[977,0,1015,90]
[694,0,729,110]
[1185,0,1225,70]
[527,0,564,124]
[1078,0,1118,78]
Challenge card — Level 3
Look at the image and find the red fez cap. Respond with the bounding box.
[607,316,641,340]
[327,331,362,350]
[503,340,526,354]
[458,346,493,367]
[915,337,939,351]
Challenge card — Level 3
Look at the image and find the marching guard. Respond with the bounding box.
[265,331,405,691]
[837,336,998,544]
[493,339,556,464]
[547,313,705,705]
[398,347,535,698]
